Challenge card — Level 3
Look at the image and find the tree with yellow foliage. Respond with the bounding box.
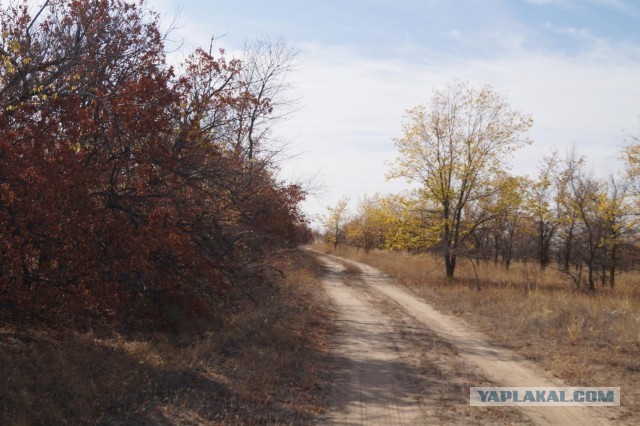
[345,195,386,253]
[524,153,561,269]
[322,197,350,249]
[387,81,532,279]
[474,173,528,269]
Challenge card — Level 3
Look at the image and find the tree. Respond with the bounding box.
[322,197,349,249]
[345,194,387,253]
[233,38,297,161]
[387,81,532,279]
[0,0,307,326]
[597,176,632,288]
[554,148,586,274]
[563,172,633,291]
[524,154,560,269]
[563,170,603,291]
[479,173,526,269]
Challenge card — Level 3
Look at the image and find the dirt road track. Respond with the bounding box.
[317,252,616,425]
[321,257,427,425]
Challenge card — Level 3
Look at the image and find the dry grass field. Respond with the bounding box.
[0,251,332,425]
[318,244,640,424]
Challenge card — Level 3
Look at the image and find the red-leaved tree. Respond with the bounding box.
[0,0,306,327]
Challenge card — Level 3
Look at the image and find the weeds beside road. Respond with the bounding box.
[0,251,331,425]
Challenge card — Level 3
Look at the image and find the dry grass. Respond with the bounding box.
[318,243,640,424]
[0,251,331,425]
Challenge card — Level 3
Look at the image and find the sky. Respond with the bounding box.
[147,0,640,225]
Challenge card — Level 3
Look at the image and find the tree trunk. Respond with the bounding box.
[587,259,595,292]
[600,247,607,287]
[445,253,456,279]
[609,245,617,289]
[538,224,552,269]
[563,225,574,272]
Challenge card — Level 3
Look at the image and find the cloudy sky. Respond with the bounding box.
[148,0,640,224]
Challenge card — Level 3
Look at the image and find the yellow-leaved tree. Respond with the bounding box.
[344,194,389,253]
[387,81,533,279]
[382,193,438,252]
[322,197,350,249]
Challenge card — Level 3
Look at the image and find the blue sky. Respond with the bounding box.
[162,0,640,57]
[148,0,640,223]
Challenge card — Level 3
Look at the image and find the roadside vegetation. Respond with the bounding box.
[315,244,640,423]
[0,1,331,423]
[1,251,331,424]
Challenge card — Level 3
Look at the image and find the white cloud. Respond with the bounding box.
[147,0,640,225]
[278,41,640,222]
[4,0,637,226]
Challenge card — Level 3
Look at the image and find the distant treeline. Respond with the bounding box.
[323,82,639,292]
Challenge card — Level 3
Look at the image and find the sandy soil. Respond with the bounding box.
[320,256,427,424]
[316,251,615,425]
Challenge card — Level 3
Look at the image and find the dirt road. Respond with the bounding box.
[320,256,427,425]
[317,252,615,425]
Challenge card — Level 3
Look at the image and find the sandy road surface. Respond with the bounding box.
[317,251,615,425]
[320,256,427,425]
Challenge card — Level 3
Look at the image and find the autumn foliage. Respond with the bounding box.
[326,82,639,292]
[0,0,307,327]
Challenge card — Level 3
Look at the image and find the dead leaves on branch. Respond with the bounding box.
[0,0,306,328]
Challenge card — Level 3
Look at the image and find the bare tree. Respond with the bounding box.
[234,37,298,161]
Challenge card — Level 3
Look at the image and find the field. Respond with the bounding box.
[0,251,331,425]
[317,244,640,424]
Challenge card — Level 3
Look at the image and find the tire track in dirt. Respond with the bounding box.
[321,252,615,426]
[320,256,427,425]
[318,254,532,425]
